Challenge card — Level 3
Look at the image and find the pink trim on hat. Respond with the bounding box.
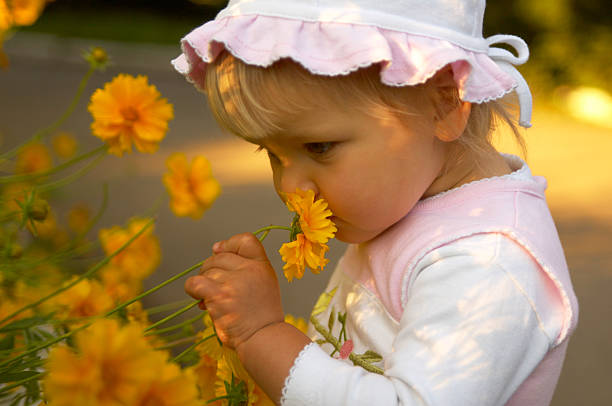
[172,14,517,104]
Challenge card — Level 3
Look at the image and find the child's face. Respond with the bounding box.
[256,103,447,244]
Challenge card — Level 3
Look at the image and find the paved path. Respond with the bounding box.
[1,33,610,405]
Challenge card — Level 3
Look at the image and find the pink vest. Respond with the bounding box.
[340,173,578,405]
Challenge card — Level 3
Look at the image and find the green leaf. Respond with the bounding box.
[311,287,337,316]
[0,334,15,351]
[328,308,335,331]
[0,370,40,383]
[357,350,383,363]
[315,339,327,345]
[0,315,52,332]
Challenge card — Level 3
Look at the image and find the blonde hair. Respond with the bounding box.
[204,51,526,161]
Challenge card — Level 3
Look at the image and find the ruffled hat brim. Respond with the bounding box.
[173,14,531,126]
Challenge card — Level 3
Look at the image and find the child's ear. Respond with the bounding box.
[434,100,471,142]
[428,66,472,142]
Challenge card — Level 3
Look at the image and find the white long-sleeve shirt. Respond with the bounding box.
[281,155,578,405]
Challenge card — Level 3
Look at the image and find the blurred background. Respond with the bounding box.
[1,1,611,405]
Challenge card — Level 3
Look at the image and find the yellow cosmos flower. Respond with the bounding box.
[0,1,11,31]
[88,74,173,156]
[99,217,160,280]
[191,354,217,402]
[284,314,308,334]
[52,277,115,321]
[9,0,48,26]
[196,313,245,379]
[15,141,52,174]
[100,265,142,303]
[133,362,201,406]
[43,318,165,406]
[163,153,220,219]
[52,132,78,159]
[279,233,329,282]
[67,203,90,234]
[285,189,337,244]
[214,356,274,406]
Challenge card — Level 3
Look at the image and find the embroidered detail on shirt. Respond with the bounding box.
[310,288,385,374]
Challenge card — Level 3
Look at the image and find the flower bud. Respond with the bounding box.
[29,199,49,221]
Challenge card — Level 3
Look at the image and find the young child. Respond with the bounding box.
[175,0,578,404]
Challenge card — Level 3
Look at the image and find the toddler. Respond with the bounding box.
[175,0,578,404]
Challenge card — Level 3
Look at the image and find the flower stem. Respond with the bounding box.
[144,312,204,337]
[145,298,194,316]
[0,255,203,369]
[104,260,205,320]
[0,145,107,184]
[154,334,199,351]
[252,225,291,241]
[0,217,155,327]
[310,315,384,375]
[37,153,106,193]
[0,66,96,161]
[0,371,45,395]
[170,333,216,363]
[143,301,200,333]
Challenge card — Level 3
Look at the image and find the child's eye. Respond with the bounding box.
[304,142,335,156]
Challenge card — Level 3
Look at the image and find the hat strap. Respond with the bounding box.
[486,34,533,128]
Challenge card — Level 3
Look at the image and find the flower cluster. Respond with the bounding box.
[43,318,200,406]
[279,189,337,281]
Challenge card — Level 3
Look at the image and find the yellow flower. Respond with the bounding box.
[285,189,336,244]
[133,362,201,406]
[279,233,329,282]
[196,313,245,379]
[100,264,142,303]
[67,203,90,234]
[43,318,165,406]
[52,277,115,321]
[15,141,52,174]
[214,356,274,406]
[99,217,160,280]
[191,354,217,402]
[9,0,48,26]
[163,153,220,219]
[284,314,308,334]
[1,1,11,31]
[88,74,173,156]
[52,132,78,159]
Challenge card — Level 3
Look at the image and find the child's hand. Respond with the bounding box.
[185,233,284,350]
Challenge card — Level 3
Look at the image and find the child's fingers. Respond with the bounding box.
[214,233,268,261]
[199,252,245,275]
[184,275,214,301]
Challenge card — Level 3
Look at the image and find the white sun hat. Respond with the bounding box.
[172,0,533,127]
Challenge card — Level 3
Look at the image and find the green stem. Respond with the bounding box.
[207,395,231,404]
[310,315,384,375]
[103,260,205,320]
[0,145,107,184]
[144,312,204,337]
[154,334,199,351]
[253,225,292,235]
[145,299,193,316]
[170,333,216,363]
[37,153,105,193]
[0,254,202,369]
[0,217,155,327]
[0,66,96,161]
[0,371,45,395]
[143,301,200,333]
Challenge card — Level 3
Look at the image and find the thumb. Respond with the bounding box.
[213,232,268,261]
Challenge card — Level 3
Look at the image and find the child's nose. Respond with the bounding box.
[278,166,318,197]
